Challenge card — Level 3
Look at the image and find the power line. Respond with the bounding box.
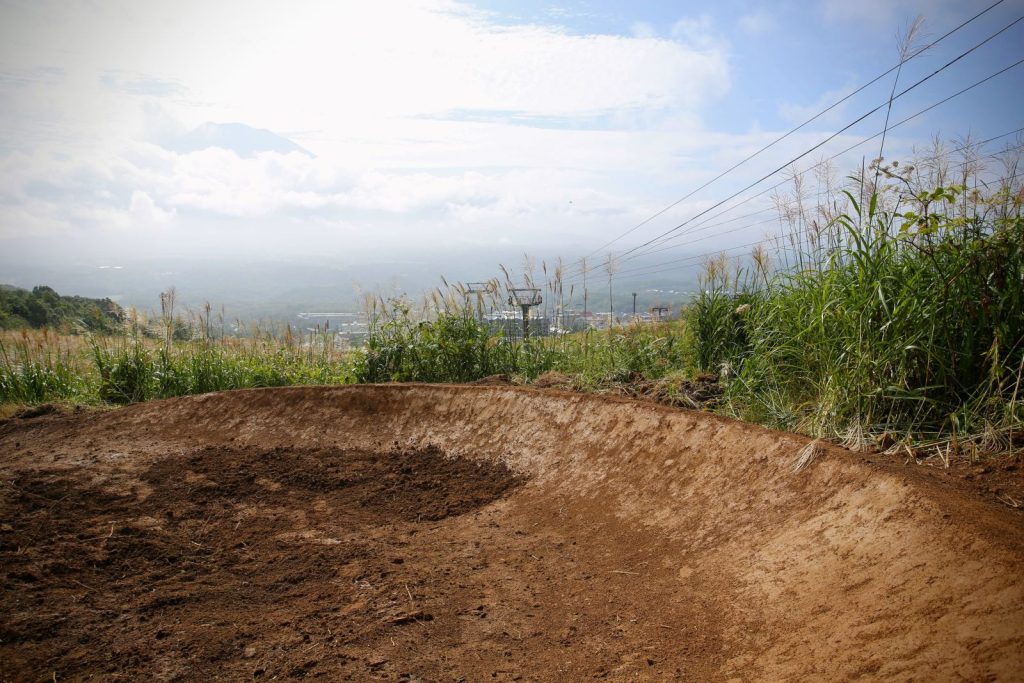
[584,169,1019,289]
[603,15,1024,267]
[611,73,1024,268]
[582,0,1009,259]
[565,94,1024,289]
[561,48,1024,283]
[596,163,1024,285]
[560,135,1023,287]
[579,146,1023,285]
[636,116,1024,264]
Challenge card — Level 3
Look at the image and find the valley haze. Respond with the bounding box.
[2,0,1022,310]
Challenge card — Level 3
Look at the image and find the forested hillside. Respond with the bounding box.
[0,285,122,332]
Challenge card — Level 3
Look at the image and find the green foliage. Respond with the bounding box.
[1,324,353,408]
[0,333,90,404]
[551,322,693,387]
[353,297,694,387]
[353,300,553,382]
[0,285,123,332]
[706,188,1024,445]
[87,330,353,405]
[690,274,758,375]
[91,335,155,404]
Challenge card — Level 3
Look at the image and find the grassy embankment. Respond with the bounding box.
[3,148,1022,458]
[357,152,1024,456]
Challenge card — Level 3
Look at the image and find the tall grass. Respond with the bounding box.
[690,253,759,374]
[696,149,1024,452]
[0,330,91,404]
[89,324,352,405]
[352,289,694,388]
[1,313,353,407]
[551,322,693,387]
[353,296,558,382]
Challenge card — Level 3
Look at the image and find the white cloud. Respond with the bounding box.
[129,190,175,227]
[0,0,742,257]
[0,0,730,129]
[738,10,777,35]
[777,85,855,126]
[630,21,656,39]
[670,15,719,50]
[1,108,889,255]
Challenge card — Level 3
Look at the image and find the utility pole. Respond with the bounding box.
[508,288,542,339]
[608,282,613,328]
[580,257,589,320]
[605,254,617,330]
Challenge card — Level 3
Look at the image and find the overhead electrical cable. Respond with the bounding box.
[559,129,1023,287]
[589,163,1024,284]
[608,70,1024,268]
[560,38,1024,285]
[608,16,1024,264]
[562,88,1024,289]
[581,0,1009,260]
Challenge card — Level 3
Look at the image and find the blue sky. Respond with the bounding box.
[0,0,1022,272]
[477,0,1021,130]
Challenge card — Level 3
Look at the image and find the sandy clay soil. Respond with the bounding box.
[1,385,1023,681]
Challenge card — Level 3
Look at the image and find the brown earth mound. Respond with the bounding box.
[1,385,1022,681]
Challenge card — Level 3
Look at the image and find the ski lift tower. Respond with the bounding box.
[508,287,542,339]
[464,282,492,321]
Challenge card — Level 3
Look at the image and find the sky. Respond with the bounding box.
[1,0,1023,278]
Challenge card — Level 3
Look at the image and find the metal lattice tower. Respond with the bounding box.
[463,282,493,321]
[508,288,542,338]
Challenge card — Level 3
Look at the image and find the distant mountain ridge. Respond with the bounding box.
[166,122,315,158]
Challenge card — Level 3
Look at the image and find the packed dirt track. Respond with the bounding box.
[1,385,1023,681]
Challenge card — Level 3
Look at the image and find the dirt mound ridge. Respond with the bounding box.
[1,385,1022,681]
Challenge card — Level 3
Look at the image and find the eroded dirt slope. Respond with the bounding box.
[1,385,1022,681]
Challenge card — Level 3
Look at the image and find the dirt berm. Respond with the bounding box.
[2,385,1022,681]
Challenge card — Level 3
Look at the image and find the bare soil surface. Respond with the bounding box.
[1,385,1022,681]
